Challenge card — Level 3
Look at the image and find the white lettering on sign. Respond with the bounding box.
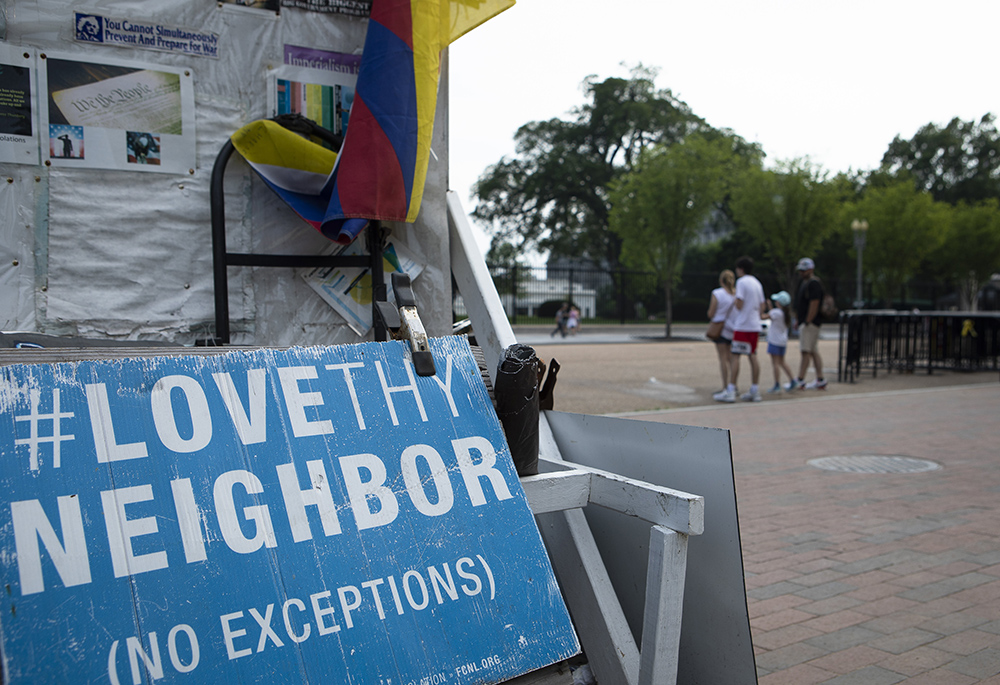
[101,484,169,578]
[429,353,460,418]
[103,552,495,683]
[107,623,201,684]
[127,632,163,682]
[86,383,148,463]
[0,340,580,685]
[310,590,340,636]
[400,444,454,517]
[170,478,207,563]
[375,360,427,426]
[11,496,91,595]
[217,555,494,659]
[324,362,366,430]
[340,452,400,530]
[151,375,213,453]
[214,470,278,555]
[278,366,336,438]
[276,460,342,542]
[282,598,311,643]
[13,388,74,470]
[10,437,512,595]
[453,436,514,505]
[168,624,200,673]
[212,368,268,444]
[73,357,462,464]
[219,611,252,660]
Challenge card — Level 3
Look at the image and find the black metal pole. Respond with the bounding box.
[210,140,237,345]
[368,221,387,341]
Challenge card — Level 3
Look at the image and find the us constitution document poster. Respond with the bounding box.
[0,340,579,684]
[0,44,39,164]
[39,52,195,174]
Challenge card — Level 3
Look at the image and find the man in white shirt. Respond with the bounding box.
[715,256,766,402]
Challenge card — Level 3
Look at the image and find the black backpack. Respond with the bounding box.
[820,293,839,322]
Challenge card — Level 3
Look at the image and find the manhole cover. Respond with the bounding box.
[808,455,941,474]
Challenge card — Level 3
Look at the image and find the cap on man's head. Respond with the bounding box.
[796,257,815,272]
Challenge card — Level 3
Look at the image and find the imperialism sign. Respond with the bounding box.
[0,337,578,683]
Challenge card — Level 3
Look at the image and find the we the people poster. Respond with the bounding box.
[39,52,195,173]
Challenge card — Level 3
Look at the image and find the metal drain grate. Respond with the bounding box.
[808,455,941,474]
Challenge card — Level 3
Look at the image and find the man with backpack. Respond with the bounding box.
[793,257,827,389]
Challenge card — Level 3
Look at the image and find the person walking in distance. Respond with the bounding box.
[708,270,737,400]
[793,257,827,389]
[717,256,766,402]
[566,305,580,335]
[550,302,569,338]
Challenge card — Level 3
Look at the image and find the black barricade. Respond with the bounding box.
[838,311,1000,382]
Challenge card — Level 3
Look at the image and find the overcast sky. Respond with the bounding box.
[448,0,998,253]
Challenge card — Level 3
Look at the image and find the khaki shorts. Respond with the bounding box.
[800,323,821,353]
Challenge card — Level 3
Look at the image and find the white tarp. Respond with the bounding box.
[0,0,451,345]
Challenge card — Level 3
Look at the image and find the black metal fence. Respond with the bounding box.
[481,264,958,325]
[838,311,1000,382]
[485,264,662,324]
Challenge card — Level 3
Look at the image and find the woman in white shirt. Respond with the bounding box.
[706,269,736,395]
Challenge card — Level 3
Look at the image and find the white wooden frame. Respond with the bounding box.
[449,192,705,685]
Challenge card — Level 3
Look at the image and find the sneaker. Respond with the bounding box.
[740,389,762,402]
[783,379,799,391]
[766,383,782,394]
[713,388,736,403]
[804,378,828,390]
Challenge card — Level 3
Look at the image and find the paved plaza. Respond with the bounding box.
[519,325,1000,684]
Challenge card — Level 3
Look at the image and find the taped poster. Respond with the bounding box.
[39,52,196,174]
[0,44,39,165]
[301,239,424,335]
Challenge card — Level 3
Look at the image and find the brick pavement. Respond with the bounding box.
[620,385,1000,683]
[521,328,1000,683]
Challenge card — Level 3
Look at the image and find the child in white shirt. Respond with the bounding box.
[763,291,797,392]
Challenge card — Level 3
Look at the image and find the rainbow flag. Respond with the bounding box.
[231,0,515,245]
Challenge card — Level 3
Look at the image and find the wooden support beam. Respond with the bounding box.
[639,526,688,685]
[538,458,704,536]
[537,509,640,685]
[521,471,592,515]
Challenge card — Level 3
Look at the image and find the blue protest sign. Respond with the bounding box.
[0,338,578,684]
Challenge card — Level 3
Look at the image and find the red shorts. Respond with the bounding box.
[731,330,759,355]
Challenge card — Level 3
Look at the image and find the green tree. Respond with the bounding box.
[848,182,949,306]
[932,200,1000,309]
[728,160,841,292]
[880,114,1000,205]
[473,65,720,270]
[485,238,526,266]
[485,238,536,317]
[609,135,739,336]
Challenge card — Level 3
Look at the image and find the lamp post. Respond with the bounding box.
[851,219,868,308]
